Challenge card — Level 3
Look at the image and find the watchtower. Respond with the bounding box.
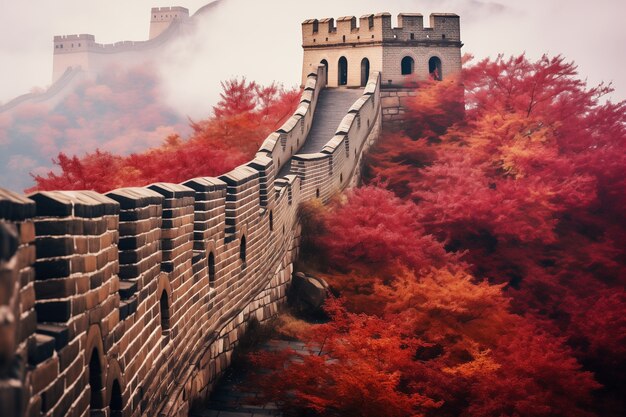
[149,6,190,39]
[301,12,463,88]
[52,34,96,82]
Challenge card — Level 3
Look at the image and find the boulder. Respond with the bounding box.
[289,272,329,315]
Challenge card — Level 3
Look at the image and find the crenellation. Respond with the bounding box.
[149,6,189,39]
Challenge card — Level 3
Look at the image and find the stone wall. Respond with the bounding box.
[149,7,190,40]
[380,87,418,126]
[0,64,382,417]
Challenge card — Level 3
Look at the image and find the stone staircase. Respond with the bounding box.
[280,87,364,177]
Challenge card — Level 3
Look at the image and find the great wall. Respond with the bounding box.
[0,6,462,417]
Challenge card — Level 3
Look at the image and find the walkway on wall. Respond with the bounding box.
[279,87,364,177]
[191,339,310,417]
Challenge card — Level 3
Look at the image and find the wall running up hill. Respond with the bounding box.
[0,65,382,417]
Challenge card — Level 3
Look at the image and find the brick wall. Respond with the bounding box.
[0,64,383,417]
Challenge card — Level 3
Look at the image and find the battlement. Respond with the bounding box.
[302,12,460,47]
[52,33,150,57]
[150,6,189,20]
[53,34,96,42]
[53,34,96,53]
[150,6,189,39]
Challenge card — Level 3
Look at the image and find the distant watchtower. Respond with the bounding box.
[301,13,463,88]
[149,6,190,39]
[51,5,191,83]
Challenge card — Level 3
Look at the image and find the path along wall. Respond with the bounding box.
[0,64,382,417]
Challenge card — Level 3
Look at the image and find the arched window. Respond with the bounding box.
[320,59,329,84]
[160,292,170,335]
[316,189,320,198]
[208,252,216,288]
[109,379,123,417]
[429,56,443,81]
[361,58,370,87]
[89,349,104,410]
[338,57,348,86]
[269,211,274,231]
[240,235,247,266]
[401,56,415,75]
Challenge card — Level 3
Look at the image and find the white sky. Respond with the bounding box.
[0,0,625,111]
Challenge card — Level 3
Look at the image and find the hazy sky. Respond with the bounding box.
[1,0,625,111]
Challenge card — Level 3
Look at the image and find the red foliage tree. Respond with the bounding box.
[362,53,625,413]
[253,53,622,417]
[30,78,301,193]
[309,186,455,275]
[251,299,442,417]
[465,321,600,417]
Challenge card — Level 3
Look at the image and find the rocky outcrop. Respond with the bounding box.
[288,272,330,315]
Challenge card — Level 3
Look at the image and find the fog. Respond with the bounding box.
[0,0,624,191]
[1,0,624,110]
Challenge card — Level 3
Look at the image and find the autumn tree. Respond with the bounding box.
[30,78,301,193]
[254,53,622,416]
[250,299,442,417]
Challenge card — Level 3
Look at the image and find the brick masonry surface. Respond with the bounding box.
[0,64,383,417]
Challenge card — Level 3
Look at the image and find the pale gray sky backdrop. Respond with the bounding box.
[1,0,625,116]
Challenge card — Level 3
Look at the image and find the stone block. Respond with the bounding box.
[381,96,400,107]
[35,299,72,323]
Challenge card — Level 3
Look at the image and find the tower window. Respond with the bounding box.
[429,56,443,81]
[338,56,348,86]
[401,56,415,75]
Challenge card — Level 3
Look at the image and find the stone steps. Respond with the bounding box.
[278,87,364,178]
[298,87,364,155]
